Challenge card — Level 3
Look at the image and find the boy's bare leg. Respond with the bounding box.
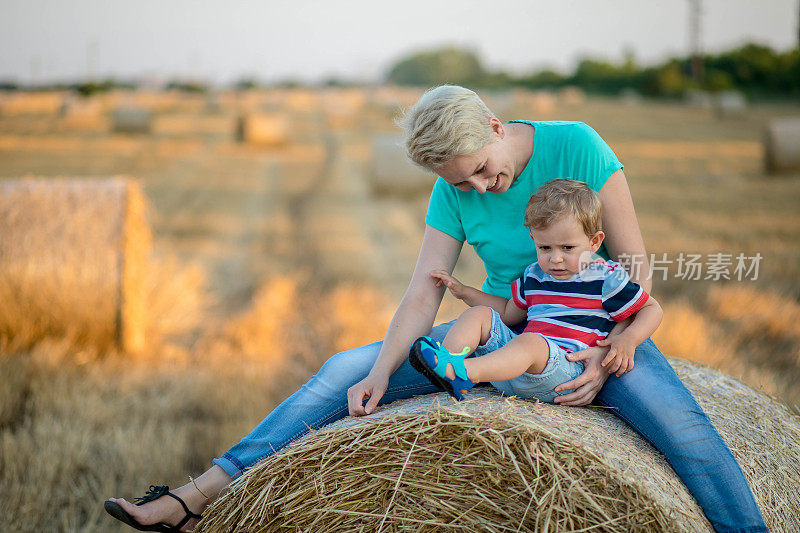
[107,465,232,531]
[463,332,550,382]
[440,305,495,356]
[437,306,550,384]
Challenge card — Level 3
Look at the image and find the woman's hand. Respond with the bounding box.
[347,373,389,416]
[553,345,612,406]
[429,270,469,300]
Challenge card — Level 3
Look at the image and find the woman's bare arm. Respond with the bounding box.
[347,225,463,415]
[598,169,652,293]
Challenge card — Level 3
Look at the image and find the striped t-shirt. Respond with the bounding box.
[510,259,649,353]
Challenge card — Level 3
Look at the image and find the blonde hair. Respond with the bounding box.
[396,85,497,172]
[524,179,602,238]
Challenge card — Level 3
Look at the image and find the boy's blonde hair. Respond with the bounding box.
[524,179,602,237]
[396,85,497,172]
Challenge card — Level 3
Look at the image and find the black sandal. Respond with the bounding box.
[104,485,202,532]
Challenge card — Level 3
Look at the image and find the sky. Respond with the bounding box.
[1,0,797,86]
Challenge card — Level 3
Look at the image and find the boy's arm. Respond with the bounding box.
[429,270,526,326]
[598,296,662,375]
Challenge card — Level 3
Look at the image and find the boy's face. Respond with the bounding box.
[530,215,605,280]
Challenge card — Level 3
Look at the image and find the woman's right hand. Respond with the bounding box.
[553,345,612,406]
[347,373,389,416]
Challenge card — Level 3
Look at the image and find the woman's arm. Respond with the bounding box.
[598,169,652,293]
[347,224,463,415]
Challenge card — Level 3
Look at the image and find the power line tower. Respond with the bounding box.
[689,0,704,85]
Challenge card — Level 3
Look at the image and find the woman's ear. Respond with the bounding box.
[590,230,605,252]
[489,117,505,138]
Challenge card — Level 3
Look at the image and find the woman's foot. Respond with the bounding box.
[106,483,206,532]
[106,466,232,531]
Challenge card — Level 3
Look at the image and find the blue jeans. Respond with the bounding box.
[212,321,767,533]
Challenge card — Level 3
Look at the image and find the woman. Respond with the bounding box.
[106,86,766,532]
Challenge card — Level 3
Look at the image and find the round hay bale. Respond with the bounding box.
[713,90,747,118]
[764,117,800,174]
[111,106,152,134]
[684,89,713,109]
[0,91,65,116]
[236,113,289,146]
[370,135,435,197]
[196,358,799,532]
[0,177,151,352]
[558,86,587,106]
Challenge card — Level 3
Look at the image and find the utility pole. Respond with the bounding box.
[689,0,704,85]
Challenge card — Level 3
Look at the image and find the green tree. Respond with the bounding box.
[386,47,487,86]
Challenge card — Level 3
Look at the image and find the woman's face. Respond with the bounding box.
[434,119,517,195]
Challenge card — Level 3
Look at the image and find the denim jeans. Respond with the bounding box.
[213,321,767,533]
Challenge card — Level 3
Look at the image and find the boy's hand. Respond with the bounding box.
[596,334,636,377]
[429,270,469,301]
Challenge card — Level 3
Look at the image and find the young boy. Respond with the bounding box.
[409,178,663,403]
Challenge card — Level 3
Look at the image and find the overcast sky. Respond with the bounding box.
[1,0,797,85]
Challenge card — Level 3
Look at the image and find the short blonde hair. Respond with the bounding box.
[396,85,496,172]
[524,179,602,238]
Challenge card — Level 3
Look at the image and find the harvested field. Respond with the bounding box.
[0,89,798,531]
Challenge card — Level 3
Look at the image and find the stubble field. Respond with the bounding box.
[0,87,798,531]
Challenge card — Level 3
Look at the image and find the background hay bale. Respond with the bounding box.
[370,134,435,197]
[684,89,713,109]
[714,90,747,118]
[0,91,65,116]
[558,86,587,106]
[111,106,153,134]
[236,113,289,146]
[0,177,151,352]
[764,117,800,174]
[196,358,799,532]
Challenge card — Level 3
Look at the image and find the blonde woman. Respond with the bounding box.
[106,86,766,532]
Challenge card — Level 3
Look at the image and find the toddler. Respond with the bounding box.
[409,179,663,403]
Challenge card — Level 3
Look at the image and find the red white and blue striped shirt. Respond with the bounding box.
[511,259,649,353]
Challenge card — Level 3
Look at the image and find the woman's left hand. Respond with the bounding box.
[553,345,612,406]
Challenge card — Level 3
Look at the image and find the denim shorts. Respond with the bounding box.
[473,308,585,404]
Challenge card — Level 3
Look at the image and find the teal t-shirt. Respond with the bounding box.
[425,120,623,299]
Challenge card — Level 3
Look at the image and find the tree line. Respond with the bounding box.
[386,43,800,99]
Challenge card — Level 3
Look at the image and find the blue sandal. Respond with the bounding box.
[409,336,476,401]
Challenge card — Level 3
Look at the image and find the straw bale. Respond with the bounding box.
[714,90,747,118]
[0,91,65,116]
[322,88,367,129]
[558,86,587,106]
[58,95,107,131]
[764,117,800,174]
[370,135,435,196]
[111,106,153,134]
[619,88,643,106]
[0,177,151,352]
[197,358,799,532]
[236,113,290,146]
[684,89,713,109]
[284,89,320,113]
[368,86,425,114]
